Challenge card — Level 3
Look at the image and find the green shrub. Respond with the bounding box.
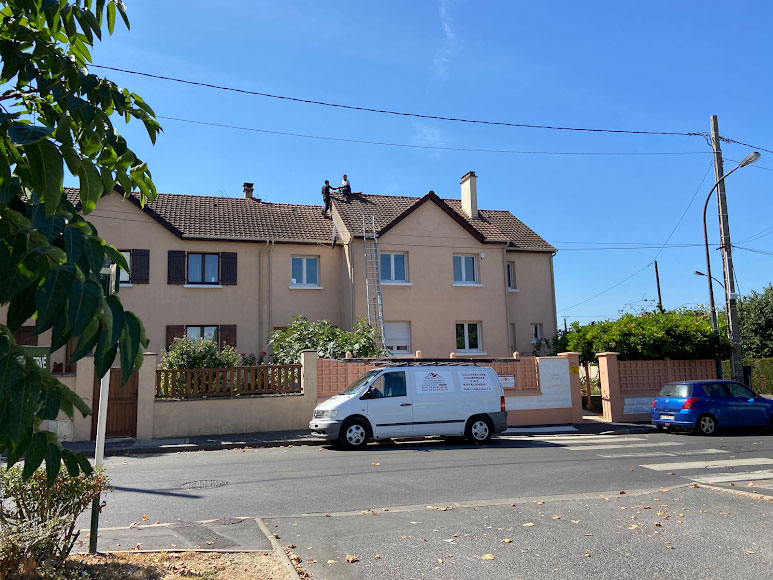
[160,336,240,370]
[269,316,385,364]
[722,358,773,395]
[0,464,108,577]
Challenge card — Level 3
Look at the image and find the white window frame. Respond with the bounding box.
[119,250,131,285]
[506,261,517,291]
[290,256,321,287]
[453,254,480,285]
[380,252,409,283]
[456,321,483,354]
[531,323,543,344]
[384,321,412,356]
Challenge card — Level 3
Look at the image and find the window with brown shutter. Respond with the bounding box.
[13,326,37,346]
[64,338,76,373]
[218,325,237,349]
[131,249,150,284]
[168,251,186,284]
[166,325,185,348]
[220,252,237,285]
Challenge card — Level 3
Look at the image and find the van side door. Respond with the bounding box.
[410,369,466,437]
[364,371,413,437]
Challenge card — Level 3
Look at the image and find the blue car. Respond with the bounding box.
[651,380,773,435]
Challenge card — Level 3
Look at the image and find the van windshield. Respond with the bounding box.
[339,369,381,396]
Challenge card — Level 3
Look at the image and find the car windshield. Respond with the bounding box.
[658,383,691,398]
[339,369,381,395]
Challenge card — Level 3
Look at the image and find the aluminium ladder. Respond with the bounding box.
[362,215,386,351]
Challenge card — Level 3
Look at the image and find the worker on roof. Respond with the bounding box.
[333,174,351,196]
[321,180,333,217]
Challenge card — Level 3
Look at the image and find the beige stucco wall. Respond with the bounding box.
[344,201,556,358]
[505,249,558,355]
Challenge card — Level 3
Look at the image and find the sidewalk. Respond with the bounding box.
[63,419,654,458]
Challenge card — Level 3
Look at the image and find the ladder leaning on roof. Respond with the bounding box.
[362,215,386,351]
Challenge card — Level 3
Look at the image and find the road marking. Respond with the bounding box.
[502,435,647,444]
[503,426,579,434]
[640,457,773,471]
[690,469,773,484]
[565,442,684,451]
[597,449,728,459]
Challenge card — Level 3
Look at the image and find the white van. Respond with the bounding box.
[309,365,508,449]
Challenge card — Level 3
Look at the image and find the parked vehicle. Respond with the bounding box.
[651,380,773,435]
[309,365,508,449]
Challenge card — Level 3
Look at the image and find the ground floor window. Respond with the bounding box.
[456,322,482,353]
[384,321,411,355]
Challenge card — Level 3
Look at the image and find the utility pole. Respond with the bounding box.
[710,115,743,381]
[654,260,663,311]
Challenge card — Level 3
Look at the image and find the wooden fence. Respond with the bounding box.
[156,365,302,399]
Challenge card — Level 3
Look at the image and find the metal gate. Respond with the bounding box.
[91,368,139,439]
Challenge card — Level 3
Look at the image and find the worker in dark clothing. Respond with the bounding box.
[321,180,332,216]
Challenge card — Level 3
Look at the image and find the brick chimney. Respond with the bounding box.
[243,182,254,198]
[460,171,478,218]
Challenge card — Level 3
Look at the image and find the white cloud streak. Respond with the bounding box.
[432,0,460,80]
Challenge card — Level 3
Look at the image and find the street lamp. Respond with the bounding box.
[694,270,724,289]
[702,151,760,379]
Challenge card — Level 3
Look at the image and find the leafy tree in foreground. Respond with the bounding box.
[269,316,384,364]
[0,0,160,482]
[738,284,773,359]
[564,308,727,362]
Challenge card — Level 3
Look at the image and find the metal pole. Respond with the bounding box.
[654,260,663,311]
[89,371,110,553]
[702,197,723,379]
[710,116,744,381]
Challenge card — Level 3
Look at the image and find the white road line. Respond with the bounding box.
[670,449,728,456]
[502,435,646,443]
[565,442,684,451]
[690,469,773,484]
[640,457,773,471]
[597,449,728,459]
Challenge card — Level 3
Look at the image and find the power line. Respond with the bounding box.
[720,137,773,156]
[734,245,773,257]
[558,262,653,313]
[91,64,706,137]
[157,115,711,156]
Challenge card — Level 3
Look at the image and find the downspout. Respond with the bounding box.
[258,240,269,353]
[502,246,512,356]
[549,251,558,338]
[267,239,275,341]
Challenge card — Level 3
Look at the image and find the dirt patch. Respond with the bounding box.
[46,551,293,580]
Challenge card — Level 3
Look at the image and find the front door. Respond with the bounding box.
[366,371,412,437]
[91,368,139,439]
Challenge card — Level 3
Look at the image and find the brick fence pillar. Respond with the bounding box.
[300,350,318,401]
[135,352,157,440]
[558,352,584,423]
[597,352,622,422]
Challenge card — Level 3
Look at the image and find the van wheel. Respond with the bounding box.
[340,418,370,450]
[465,416,493,444]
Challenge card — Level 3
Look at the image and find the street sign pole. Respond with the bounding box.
[88,371,110,553]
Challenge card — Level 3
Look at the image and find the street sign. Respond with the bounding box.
[23,345,50,372]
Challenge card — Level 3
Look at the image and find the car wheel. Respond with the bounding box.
[465,416,493,444]
[339,418,370,450]
[696,414,718,436]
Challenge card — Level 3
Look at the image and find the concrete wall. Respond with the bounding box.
[598,353,715,422]
[151,351,318,438]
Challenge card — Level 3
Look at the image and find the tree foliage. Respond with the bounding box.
[269,316,385,364]
[0,0,160,481]
[738,284,773,359]
[563,308,727,363]
[160,337,240,370]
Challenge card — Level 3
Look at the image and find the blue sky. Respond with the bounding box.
[78,0,773,326]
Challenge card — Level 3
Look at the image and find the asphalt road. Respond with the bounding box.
[80,430,773,578]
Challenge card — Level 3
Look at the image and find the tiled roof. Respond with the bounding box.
[64,187,554,251]
[65,188,333,243]
[331,190,555,252]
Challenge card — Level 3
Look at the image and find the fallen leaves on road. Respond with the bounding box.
[327,559,337,564]
[371,462,381,466]
[427,505,454,511]
[552,515,561,520]
[570,520,580,524]
[523,522,535,527]
[746,550,756,555]
[689,483,700,488]
[533,501,544,505]
[481,554,496,560]
[345,554,359,564]
[501,538,513,543]
[619,491,626,495]
[747,482,755,487]
[141,515,148,521]
[627,525,639,530]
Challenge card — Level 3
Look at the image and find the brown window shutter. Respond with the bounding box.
[220,252,237,285]
[64,338,76,373]
[168,251,186,284]
[131,249,150,284]
[166,325,186,348]
[13,326,38,346]
[218,325,237,349]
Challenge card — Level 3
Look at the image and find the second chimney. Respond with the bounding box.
[243,182,254,198]
[460,171,478,218]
